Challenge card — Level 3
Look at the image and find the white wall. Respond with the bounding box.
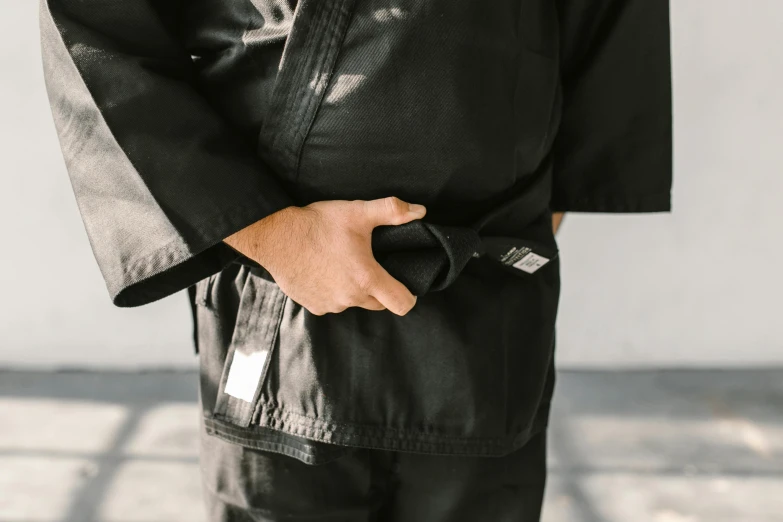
[1,0,781,369]
[556,0,783,367]
[0,0,196,369]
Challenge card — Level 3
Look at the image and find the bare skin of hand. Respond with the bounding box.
[223,197,426,317]
[552,212,565,234]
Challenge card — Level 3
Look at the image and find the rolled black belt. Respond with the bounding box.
[372,219,557,296]
[371,168,557,295]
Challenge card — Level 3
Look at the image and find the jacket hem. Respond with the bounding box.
[204,418,352,465]
[205,407,547,460]
[110,197,290,307]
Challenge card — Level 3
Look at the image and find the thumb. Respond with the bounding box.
[362,197,427,228]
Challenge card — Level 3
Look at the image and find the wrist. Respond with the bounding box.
[223,208,284,260]
[223,205,307,270]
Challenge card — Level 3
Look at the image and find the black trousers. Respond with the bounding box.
[199,428,547,522]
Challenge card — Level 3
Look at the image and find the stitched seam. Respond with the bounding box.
[256,403,509,442]
[206,421,322,455]
[207,418,508,454]
[212,274,256,419]
[205,426,317,461]
[292,0,355,178]
[251,291,288,424]
[266,421,507,448]
[293,0,341,139]
[290,0,345,181]
[45,4,274,301]
[274,0,330,160]
[114,199,275,300]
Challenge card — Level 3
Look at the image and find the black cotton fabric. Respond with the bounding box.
[200,422,548,522]
[372,222,482,296]
[40,0,672,464]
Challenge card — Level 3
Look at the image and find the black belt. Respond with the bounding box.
[372,171,558,295]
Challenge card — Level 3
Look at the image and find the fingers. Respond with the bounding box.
[308,297,386,315]
[364,263,418,316]
[361,197,426,229]
[298,197,422,316]
[356,296,386,311]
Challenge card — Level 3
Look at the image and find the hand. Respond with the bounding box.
[224,197,427,316]
[552,212,565,234]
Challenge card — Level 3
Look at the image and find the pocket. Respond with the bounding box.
[212,271,288,428]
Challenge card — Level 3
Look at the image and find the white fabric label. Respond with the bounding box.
[224,349,268,402]
[512,252,550,274]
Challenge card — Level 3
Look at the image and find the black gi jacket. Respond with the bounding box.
[40,0,672,464]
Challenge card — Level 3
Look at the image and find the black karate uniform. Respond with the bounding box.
[40,0,672,519]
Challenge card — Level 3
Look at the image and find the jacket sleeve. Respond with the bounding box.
[551,0,672,213]
[39,0,294,307]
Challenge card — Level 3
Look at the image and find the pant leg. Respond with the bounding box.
[381,430,548,522]
[199,428,392,522]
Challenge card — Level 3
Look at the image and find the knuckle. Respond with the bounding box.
[361,300,380,311]
[336,293,356,309]
[383,196,407,217]
[324,300,346,314]
[354,268,377,292]
[308,306,326,317]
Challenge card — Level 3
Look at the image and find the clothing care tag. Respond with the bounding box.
[512,252,550,273]
[224,349,269,402]
[479,237,557,275]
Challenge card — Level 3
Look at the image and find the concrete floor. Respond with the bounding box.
[0,370,781,522]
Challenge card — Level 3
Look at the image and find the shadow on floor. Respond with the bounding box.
[0,369,781,522]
